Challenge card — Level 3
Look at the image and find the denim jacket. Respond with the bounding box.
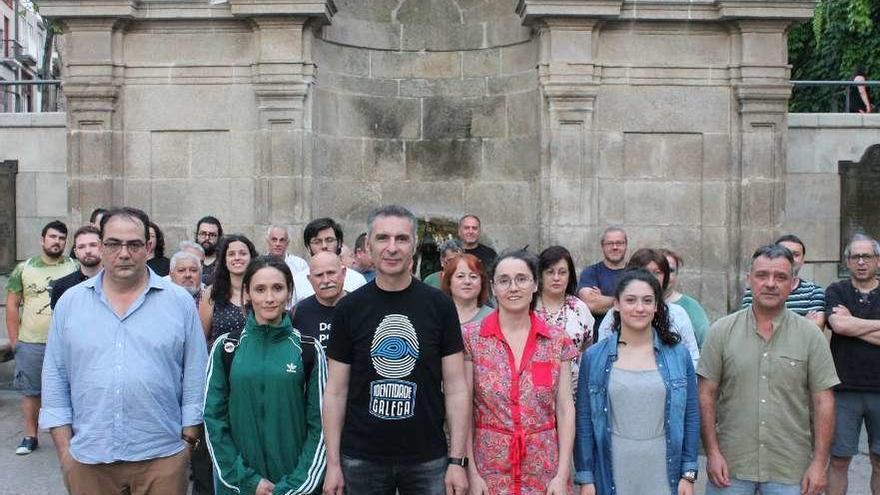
[574,330,699,495]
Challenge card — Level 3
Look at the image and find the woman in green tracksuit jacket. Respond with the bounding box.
[204,256,327,495]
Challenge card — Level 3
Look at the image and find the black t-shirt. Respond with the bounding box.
[147,256,170,277]
[291,295,336,349]
[327,278,464,463]
[826,279,880,391]
[50,270,88,310]
[465,243,497,271]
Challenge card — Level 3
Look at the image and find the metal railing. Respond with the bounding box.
[791,80,880,113]
[0,79,61,113]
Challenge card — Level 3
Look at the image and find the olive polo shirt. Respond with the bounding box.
[697,308,840,485]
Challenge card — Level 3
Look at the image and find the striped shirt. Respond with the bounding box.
[741,279,825,316]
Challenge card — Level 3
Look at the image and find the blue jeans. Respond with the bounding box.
[341,455,446,495]
[705,478,800,495]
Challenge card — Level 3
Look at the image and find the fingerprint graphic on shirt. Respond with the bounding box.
[370,314,420,378]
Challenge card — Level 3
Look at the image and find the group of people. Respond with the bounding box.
[4,204,880,495]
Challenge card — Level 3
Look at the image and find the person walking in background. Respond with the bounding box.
[849,67,872,114]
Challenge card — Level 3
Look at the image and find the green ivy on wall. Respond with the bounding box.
[789,0,880,112]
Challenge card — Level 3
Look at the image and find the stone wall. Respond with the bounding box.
[311,0,541,247]
[0,112,68,261]
[785,113,880,288]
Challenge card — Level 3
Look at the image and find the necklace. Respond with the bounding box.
[540,295,565,324]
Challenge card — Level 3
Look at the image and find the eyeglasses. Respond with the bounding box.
[543,268,569,278]
[493,275,534,291]
[309,236,338,247]
[602,241,626,247]
[103,240,146,253]
[197,231,219,240]
[848,253,877,263]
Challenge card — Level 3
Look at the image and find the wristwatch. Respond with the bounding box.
[681,471,698,483]
[448,457,469,468]
[182,434,200,450]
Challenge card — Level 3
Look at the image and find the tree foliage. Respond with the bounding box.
[789,0,880,112]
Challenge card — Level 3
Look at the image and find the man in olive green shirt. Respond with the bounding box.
[698,244,839,495]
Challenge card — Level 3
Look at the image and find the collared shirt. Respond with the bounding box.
[697,308,839,484]
[40,269,208,464]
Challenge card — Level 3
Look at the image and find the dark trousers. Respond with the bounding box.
[341,455,446,495]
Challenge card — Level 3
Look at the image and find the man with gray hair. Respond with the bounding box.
[266,224,308,275]
[699,244,838,495]
[178,240,205,263]
[169,251,203,302]
[423,238,463,288]
[323,205,470,495]
[825,233,880,494]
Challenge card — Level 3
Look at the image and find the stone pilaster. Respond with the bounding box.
[39,1,135,224]
[230,0,334,233]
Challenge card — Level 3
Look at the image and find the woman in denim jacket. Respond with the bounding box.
[574,269,699,495]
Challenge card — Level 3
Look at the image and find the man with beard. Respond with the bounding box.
[5,220,78,455]
[292,217,366,303]
[825,234,880,495]
[50,226,102,309]
[169,251,204,305]
[194,216,223,284]
[291,251,347,349]
[577,225,628,334]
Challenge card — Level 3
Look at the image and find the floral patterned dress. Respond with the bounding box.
[464,311,578,495]
[534,294,594,392]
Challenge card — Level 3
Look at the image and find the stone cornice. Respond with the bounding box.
[517,0,815,24]
[38,0,336,23]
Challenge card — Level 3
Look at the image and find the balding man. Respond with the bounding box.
[291,252,347,349]
[266,225,308,275]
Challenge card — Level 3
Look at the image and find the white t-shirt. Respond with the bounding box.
[293,268,367,303]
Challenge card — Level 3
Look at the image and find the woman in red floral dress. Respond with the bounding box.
[464,249,577,495]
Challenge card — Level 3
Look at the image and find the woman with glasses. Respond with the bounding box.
[440,253,493,334]
[574,268,699,495]
[536,246,595,392]
[464,249,576,495]
[199,235,258,348]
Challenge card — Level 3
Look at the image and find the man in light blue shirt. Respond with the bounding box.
[40,207,208,495]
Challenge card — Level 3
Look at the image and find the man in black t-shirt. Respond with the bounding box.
[291,251,346,348]
[50,225,102,309]
[323,205,470,495]
[826,233,880,494]
[458,214,497,270]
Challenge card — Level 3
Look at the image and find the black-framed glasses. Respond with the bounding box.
[197,231,219,240]
[103,240,146,253]
[309,236,338,247]
[848,253,877,263]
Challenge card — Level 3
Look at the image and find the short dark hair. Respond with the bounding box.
[491,248,540,311]
[538,245,578,297]
[149,221,166,259]
[100,207,151,241]
[750,244,795,274]
[303,217,343,254]
[73,225,100,243]
[626,248,671,294]
[42,220,68,238]
[195,216,223,238]
[354,232,368,253]
[89,208,108,224]
[774,234,806,256]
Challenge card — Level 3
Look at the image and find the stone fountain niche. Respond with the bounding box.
[38,0,817,317]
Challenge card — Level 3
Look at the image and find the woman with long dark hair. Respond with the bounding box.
[146,221,171,276]
[595,248,700,367]
[199,234,257,347]
[465,249,576,494]
[574,269,699,495]
[204,255,326,495]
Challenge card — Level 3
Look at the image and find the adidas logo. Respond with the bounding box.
[285,363,297,374]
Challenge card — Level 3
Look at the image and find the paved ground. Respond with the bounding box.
[0,388,874,494]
